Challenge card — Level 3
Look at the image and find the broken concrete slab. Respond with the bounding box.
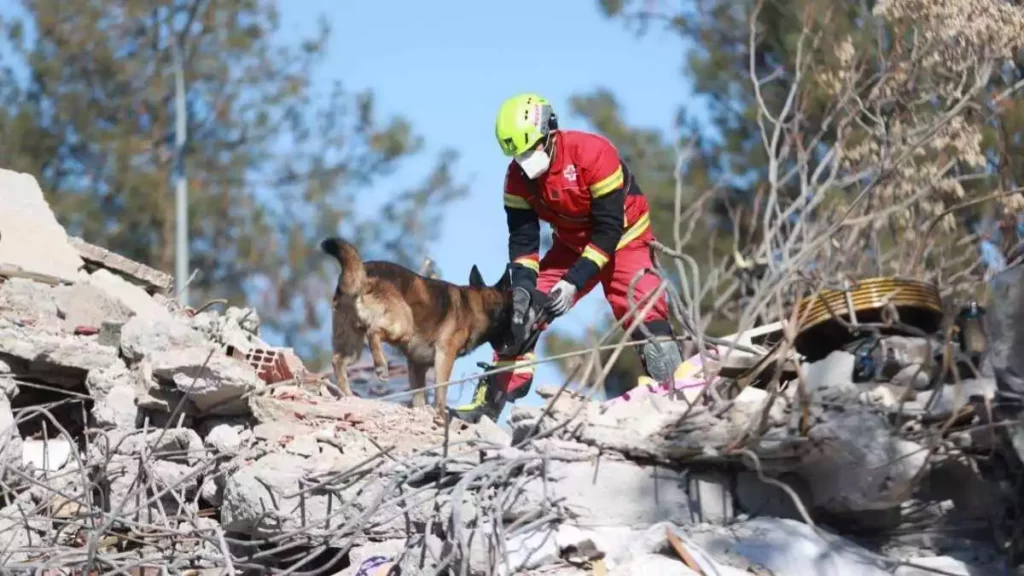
[734,470,812,521]
[0,322,124,386]
[92,384,139,430]
[67,236,173,294]
[0,278,62,334]
[0,499,49,564]
[220,451,360,539]
[686,471,736,524]
[0,168,84,284]
[686,517,1002,576]
[119,314,209,363]
[149,346,264,415]
[52,281,134,331]
[0,375,15,399]
[509,459,699,529]
[0,394,22,482]
[21,438,73,472]
[85,269,171,321]
[249,392,476,458]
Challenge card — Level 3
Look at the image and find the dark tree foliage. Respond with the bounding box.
[0,0,467,368]
[548,0,1024,395]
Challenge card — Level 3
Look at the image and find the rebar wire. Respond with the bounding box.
[2,232,1019,574]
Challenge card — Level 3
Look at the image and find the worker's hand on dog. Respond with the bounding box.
[511,287,532,326]
[545,280,577,318]
[508,287,533,348]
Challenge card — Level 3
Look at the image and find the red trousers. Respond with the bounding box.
[496,233,671,394]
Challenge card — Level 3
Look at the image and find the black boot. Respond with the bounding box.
[451,361,534,424]
[450,362,510,424]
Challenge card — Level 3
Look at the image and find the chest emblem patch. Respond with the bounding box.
[563,164,577,182]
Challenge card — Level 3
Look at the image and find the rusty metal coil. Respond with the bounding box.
[792,277,944,360]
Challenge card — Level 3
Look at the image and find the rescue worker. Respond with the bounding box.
[452,93,685,422]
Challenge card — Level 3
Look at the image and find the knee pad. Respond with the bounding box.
[632,321,683,383]
[640,340,684,383]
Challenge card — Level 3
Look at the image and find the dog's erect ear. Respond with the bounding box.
[469,265,485,288]
[496,266,512,290]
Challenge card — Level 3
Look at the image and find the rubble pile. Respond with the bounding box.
[0,166,1018,575]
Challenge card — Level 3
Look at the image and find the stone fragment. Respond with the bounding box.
[92,384,139,430]
[0,168,84,283]
[204,423,243,455]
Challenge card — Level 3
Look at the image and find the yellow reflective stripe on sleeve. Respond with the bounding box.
[581,245,610,268]
[590,166,624,198]
[616,212,651,250]
[503,193,531,210]
[513,255,540,272]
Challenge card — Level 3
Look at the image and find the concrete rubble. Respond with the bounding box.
[1,166,1021,575]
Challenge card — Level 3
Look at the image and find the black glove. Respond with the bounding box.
[502,286,550,357]
[509,286,533,349]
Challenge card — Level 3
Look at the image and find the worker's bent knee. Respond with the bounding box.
[610,289,671,326]
[493,351,536,398]
[630,319,673,339]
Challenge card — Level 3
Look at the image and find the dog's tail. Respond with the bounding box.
[320,237,366,297]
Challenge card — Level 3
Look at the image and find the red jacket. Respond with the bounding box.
[502,130,652,288]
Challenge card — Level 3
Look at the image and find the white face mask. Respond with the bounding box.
[515,148,551,179]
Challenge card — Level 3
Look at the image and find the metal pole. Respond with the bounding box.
[172,39,189,306]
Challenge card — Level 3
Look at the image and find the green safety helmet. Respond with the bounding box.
[494,93,557,157]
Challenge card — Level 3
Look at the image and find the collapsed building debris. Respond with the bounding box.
[1,166,1022,575]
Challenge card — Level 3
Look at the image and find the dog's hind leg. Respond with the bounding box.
[332,353,353,397]
[408,362,429,408]
[368,330,389,381]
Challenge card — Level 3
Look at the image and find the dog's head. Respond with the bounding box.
[468,264,552,356]
[468,264,518,351]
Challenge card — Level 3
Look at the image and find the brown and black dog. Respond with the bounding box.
[321,237,514,415]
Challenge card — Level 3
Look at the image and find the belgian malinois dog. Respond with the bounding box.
[320,237,514,415]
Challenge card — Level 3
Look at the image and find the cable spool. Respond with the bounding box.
[792,276,944,362]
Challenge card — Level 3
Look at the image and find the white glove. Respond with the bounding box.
[546,280,578,318]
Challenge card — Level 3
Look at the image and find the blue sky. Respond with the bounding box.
[280,1,701,415]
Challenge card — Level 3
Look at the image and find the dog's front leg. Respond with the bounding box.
[408,362,429,408]
[368,331,389,381]
[432,348,456,419]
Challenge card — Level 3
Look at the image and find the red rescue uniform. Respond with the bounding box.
[497,129,671,394]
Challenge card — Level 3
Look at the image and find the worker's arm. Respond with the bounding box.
[562,147,627,290]
[503,174,540,289]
